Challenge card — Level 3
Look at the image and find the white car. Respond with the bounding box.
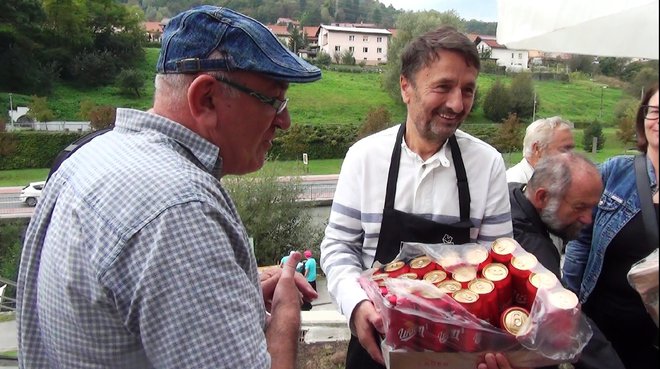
[20,181,46,207]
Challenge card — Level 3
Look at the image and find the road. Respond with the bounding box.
[0,176,338,218]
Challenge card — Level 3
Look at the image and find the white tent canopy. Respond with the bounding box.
[496,0,659,60]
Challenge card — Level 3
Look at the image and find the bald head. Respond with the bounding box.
[526,152,602,240]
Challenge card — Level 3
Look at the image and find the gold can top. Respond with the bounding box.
[529,272,558,290]
[491,237,519,255]
[439,251,462,270]
[549,289,579,310]
[423,270,447,284]
[452,266,477,283]
[510,253,538,271]
[501,307,529,335]
[384,260,406,273]
[397,272,419,280]
[410,255,432,269]
[482,262,509,282]
[370,273,389,286]
[452,289,480,304]
[468,278,495,294]
[464,246,489,264]
[437,280,462,293]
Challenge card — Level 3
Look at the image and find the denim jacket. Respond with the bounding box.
[562,155,658,303]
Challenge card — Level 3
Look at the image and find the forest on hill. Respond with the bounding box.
[119,0,497,33]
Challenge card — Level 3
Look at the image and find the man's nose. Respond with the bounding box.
[274,109,291,130]
[446,88,464,113]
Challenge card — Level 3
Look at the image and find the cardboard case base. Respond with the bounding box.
[382,341,562,369]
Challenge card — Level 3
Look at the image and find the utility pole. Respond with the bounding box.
[532,91,537,122]
[9,93,14,126]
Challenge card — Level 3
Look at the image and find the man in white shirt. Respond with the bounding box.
[506,116,575,184]
[320,26,516,369]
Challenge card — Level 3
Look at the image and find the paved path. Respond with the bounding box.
[0,275,347,357]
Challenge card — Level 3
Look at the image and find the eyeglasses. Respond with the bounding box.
[642,105,659,120]
[214,76,288,115]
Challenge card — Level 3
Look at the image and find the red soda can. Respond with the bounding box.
[499,306,530,336]
[464,244,492,272]
[437,279,462,294]
[490,238,519,264]
[409,255,437,278]
[508,253,539,308]
[384,288,420,350]
[468,278,499,326]
[451,289,484,352]
[452,266,477,289]
[423,270,447,286]
[545,289,580,350]
[481,262,513,312]
[416,288,451,352]
[371,272,390,296]
[383,260,410,278]
[525,272,558,310]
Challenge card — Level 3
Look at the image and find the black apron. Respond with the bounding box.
[346,123,473,369]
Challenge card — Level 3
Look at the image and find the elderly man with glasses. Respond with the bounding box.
[17,6,320,369]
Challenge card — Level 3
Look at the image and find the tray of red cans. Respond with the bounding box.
[359,238,593,368]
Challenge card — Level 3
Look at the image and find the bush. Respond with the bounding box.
[491,113,523,153]
[116,69,145,98]
[222,169,318,266]
[314,51,332,67]
[582,122,606,152]
[357,106,392,140]
[89,106,116,131]
[483,79,512,123]
[68,50,118,87]
[0,218,29,303]
[509,73,536,119]
[481,60,506,75]
[341,50,356,65]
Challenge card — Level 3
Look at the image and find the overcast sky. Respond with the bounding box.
[379,0,498,22]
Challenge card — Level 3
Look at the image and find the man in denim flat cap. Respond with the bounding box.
[17,6,320,369]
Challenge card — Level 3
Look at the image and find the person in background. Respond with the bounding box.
[16,6,319,369]
[321,26,516,369]
[563,82,659,369]
[303,249,317,292]
[509,152,625,369]
[301,249,317,311]
[506,116,575,184]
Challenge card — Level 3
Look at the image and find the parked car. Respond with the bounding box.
[20,181,46,207]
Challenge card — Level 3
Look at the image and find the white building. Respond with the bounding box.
[317,25,391,65]
[476,35,529,70]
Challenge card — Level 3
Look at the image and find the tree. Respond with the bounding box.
[315,50,332,66]
[492,113,523,153]
[509,73,536,119]
[482,79,512,123]
[357,105,391,140]
[28,96,55,122]
[582,122,606,152]
[567,55,595,74]
[382,10,464,103]
[341,49,356,65]
[614,98,638,148]
[116,69,145,97]
[88,105,116,130]
[222,169,321,266]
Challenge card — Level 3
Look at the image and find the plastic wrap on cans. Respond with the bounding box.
[525,272,559,311]
[452,266,477,289]
[627,248,659,327]
[359,241,593,366]
[451,289,485,352]
[464,243,492,272]
[509,253,538,308]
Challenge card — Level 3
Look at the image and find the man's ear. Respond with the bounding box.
[533,187,550,209]
[187,75,220,123]
[400,75,412,104]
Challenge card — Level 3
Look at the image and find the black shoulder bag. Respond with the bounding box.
[634,154,659,250]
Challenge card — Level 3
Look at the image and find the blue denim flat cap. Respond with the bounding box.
[157,6,321,83]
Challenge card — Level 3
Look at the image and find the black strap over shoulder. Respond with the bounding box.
[634,154,659,248]
[47,127,113,182]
